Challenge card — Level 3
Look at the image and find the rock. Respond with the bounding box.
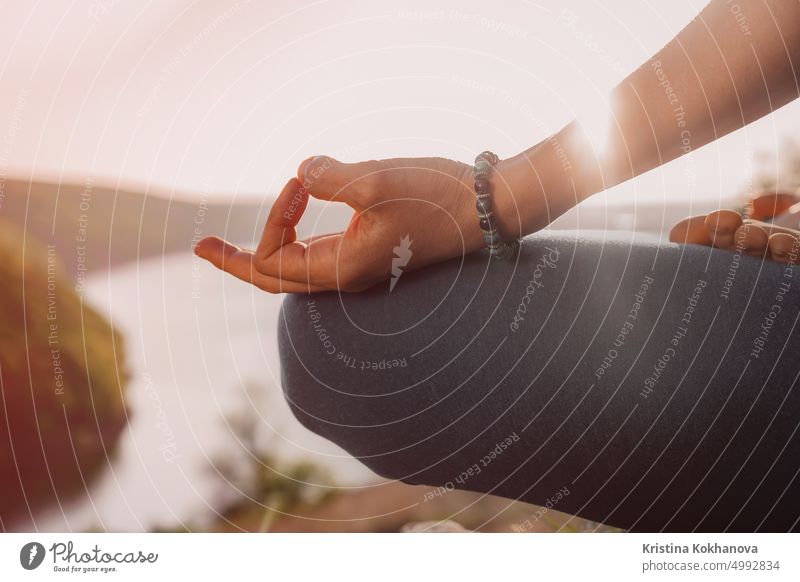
[0,220,128,527]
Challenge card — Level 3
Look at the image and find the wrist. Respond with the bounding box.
[492,152,553,240]
[458,155,531,252]
[493,129,599,239]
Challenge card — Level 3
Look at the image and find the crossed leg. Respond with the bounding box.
[278,230,800,532]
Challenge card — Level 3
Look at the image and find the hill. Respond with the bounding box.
[0,178,268,281]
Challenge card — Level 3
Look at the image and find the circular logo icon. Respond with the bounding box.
[20,542,46,570]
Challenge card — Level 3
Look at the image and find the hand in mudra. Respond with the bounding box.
[195,156,520,293]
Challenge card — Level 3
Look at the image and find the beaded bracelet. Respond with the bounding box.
[473,150,519,259]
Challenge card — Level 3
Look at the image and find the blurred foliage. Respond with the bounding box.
[161,381,623,533]
[209,383,337,532]
[0,218,128,527]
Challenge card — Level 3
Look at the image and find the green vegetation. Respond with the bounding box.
[0,218,128,526]
[210,383,337,532]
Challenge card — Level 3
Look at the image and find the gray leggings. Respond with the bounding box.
[277,231,800,532]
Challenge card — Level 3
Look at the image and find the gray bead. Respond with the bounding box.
[489,247,503,258]
[474,160,490,175]
[490,242,515,259]
[483,231,501,245]
[475,150,499,165]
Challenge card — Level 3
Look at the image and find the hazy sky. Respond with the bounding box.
[0,0,797,206]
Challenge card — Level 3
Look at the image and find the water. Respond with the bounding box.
[36,251,374,532]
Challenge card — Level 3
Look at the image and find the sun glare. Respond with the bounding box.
[575,101,615,163]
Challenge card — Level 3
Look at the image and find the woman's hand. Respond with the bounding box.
[194,155,529,293]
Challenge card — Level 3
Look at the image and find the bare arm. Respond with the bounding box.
[198,0,800,293]
[496,0,800,237]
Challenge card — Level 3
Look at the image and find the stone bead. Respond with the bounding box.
[489,244,506,257]
[483,231,500,245]
[473,160,490,175]
[474,178,490,194]
[472,150,515,260]
[475,151,499,165]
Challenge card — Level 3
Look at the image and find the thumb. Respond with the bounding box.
[297,155,381,208]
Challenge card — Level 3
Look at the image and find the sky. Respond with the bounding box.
[0,0,798,207]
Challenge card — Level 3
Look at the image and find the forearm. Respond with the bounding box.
[496,0,800,238]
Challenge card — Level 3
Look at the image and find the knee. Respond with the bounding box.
[277,294,417,482]
[276,294,333,436]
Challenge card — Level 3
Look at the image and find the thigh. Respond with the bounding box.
[279,231,800,532]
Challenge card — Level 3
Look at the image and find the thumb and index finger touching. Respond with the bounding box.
[195,155,375,289]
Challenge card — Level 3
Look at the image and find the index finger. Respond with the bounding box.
[255,177,309,261]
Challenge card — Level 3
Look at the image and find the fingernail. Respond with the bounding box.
[298,156,320,184]
[194,238,211,257]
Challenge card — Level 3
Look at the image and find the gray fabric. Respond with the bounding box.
[278,230,800,532]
